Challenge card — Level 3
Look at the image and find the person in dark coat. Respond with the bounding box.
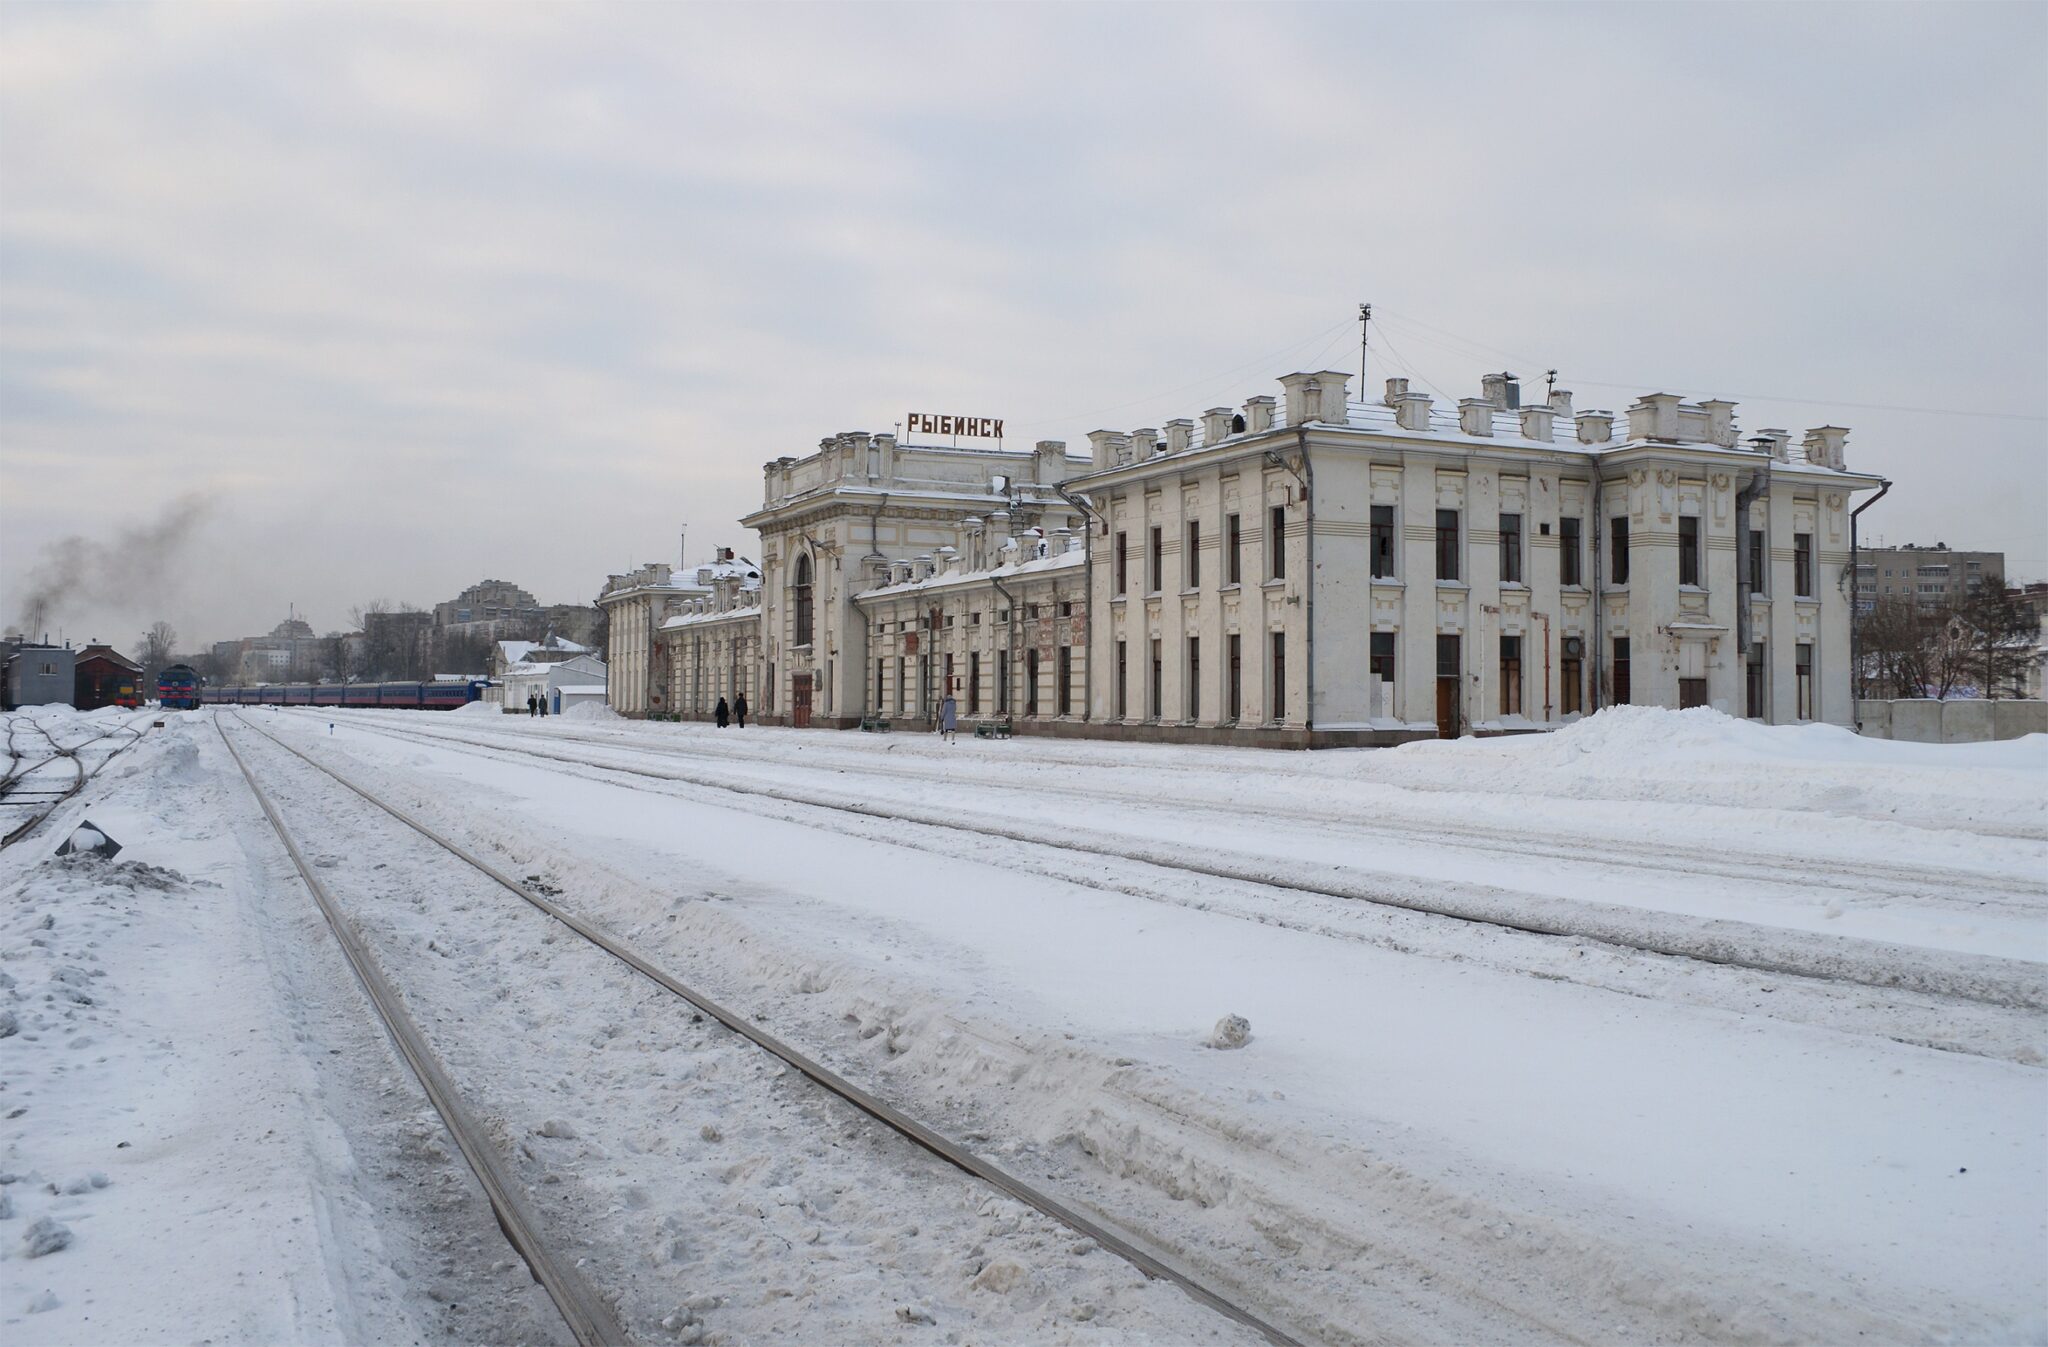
[714,696,730,728]
[527,692,537,717]
[733,693,749,728]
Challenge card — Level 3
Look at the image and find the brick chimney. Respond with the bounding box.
[1548,388,1573,418]
[1244,395,1277,434]
[1458,398,1495,437]
[1164,419,1194,454]
[1087,429,1122,471]
[1201,407,1235,445]
[1699,400,1739,448]
[1383,376,1409,406]
[1395,391,1433,432]
[1278,372,1321,426]
[1751,428,1792,462]
[1033,439,1066,483]
[1576,411,1614,444]
[1314,370,1353,423]
[1803,426,1849,470]
[1518,405,1556,443]
[1480,372,1521,410]
[1628,393,1683,441]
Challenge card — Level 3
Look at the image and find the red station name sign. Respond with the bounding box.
[907,412,1003,438]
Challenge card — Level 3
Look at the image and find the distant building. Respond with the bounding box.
[74,645,142,710]
[597,550,761,718]
[1854,544,2004,613]
[4,643,75,710]
[489,635,591,682]
[499,653,607,715]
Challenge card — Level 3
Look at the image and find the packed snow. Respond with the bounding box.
[2,703,2042,1345]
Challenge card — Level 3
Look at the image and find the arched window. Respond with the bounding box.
[793,554,814,647]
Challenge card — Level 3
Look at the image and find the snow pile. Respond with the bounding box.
[454,698,505,717]
[1369,705,2046,829]
[561,700,622,723]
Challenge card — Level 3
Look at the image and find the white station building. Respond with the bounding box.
[601,363,1882,744]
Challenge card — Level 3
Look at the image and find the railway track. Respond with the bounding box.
[0,711,153,849]
[222,712,1302,1347]
[317,713,2048,1013]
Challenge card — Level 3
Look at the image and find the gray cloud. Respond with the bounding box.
[2,2,2042,650]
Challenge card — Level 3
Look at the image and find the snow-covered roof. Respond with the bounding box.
[660,603,762,632]
[497,637,589,665]
[856,546,1083,602]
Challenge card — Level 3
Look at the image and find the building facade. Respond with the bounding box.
[598,551,763,719]
[738,432,1088,727]
[1063,370,1879,742]
[605,358,1880,742]
[1854,544,2004,613]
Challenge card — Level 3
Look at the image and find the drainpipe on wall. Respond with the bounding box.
[1849,478,1892,720]
[1054,481,1101,722]
[1734,461,1771,713]
[990,571,1019,723]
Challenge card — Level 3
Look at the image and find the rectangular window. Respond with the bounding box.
[1114,531,1128,596]
[1148,526,1163,593]
[1612,637,1631,705]
[1270,631,1287,721]
[1500,635,1523,715]
[944,652,954,697]
[1679,677,1708,708]
[968,651,980,715]
[1371,505,1396,579]
[1227,634,1242,721]
[997,649,1010,714]
[1436,510,1460,581]
[1499,514,1523,584]
[1185,521,1200,589]
[1057,646,1072,716]
[1562,654,1583,715]
[1795,533,1813,597]
[1560,517,1582,587]
[1226,514,1242,585]
[1796,642,1814,719]
[1186,637,1200,721]
[1025,649,1040,716]
[1679,516,1701,587]
[1116,641,1128,720]
[1149,639,1162,719]
[1745,643,1765,719]
[1747,528,1766,596]
[1611,518,1630,585]
[1269,505,1287,580]
[1370,631,1395,700]
[895,655,906,714]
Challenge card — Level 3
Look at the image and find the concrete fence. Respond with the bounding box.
[1857,699,2048,742]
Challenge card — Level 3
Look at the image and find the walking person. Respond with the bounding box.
[938,691,958,744]
[734,693,749,728]
[539,691,549,717]
[527,692,537,717]
[714,696,730,728]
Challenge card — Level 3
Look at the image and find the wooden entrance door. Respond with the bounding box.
[1434,634,1461,739]
[790,673,813,728]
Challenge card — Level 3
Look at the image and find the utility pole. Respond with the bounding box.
[1546,369,1559,399]
[1359,303,1372,390]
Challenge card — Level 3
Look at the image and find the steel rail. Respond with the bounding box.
[1,714,152,850]
[325,715,2048,1013]
[215,718,628,1347]
[231,713,1307,1347]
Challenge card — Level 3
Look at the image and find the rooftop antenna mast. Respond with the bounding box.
[1546,368,1558,399]
[1359,302,1372,390]
[679,523,687,570]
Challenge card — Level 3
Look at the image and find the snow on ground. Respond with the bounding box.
[5,703,2044,1345]
[252,704,2044,1344]
[0,710,568,1345]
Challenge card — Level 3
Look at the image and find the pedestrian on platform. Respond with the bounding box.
[734,693,749,728]
[714,696,730,728]
[938,692,958,744]
[527,692,537,717]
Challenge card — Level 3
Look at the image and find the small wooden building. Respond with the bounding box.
[74,645,142,711]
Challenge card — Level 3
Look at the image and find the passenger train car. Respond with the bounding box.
[199,679,491,710]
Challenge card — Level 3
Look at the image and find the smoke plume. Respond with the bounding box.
[12,495,213,640]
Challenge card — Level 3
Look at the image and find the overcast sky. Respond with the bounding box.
[3,2,2043,652]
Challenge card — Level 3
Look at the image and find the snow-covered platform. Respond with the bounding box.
[4,704,2043,1344]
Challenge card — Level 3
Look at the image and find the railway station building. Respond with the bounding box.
[606,363,1881,743]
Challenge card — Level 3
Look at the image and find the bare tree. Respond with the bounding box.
[137,620,179,683]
